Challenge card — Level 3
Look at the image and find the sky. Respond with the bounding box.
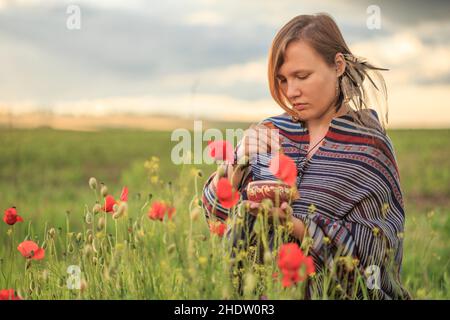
[0,0,449,128]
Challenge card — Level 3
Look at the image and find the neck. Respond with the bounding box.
[306,103,350,134]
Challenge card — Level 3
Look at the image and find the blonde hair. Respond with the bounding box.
[268,13,389,133]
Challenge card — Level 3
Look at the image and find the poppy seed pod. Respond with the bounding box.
[89,177,98,190]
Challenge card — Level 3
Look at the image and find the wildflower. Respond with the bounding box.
[216,178,240,208]
[209,220,227,237]
[0,289,21,300]
[147,201,175,221]
[3,207,23,225]
[102,186,128,213]
[277,243,315,287]
[269,152,297,186]
[17,240,45,260]
[167,206,176,220]
[207,140,234,163]
[308,204,317,215]
[103,195,117,213]
[119,186,128,202]
[198,256,208,267]
[372,227,380,237]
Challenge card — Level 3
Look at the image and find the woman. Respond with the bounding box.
[202,13,410,299]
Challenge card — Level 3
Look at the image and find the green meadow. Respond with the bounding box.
[0,127,448,299]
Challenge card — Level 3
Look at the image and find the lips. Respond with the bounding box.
[293,103,307,110]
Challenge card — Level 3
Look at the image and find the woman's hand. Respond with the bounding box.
[242,200,306,241]
[236,123,281,162]
[213,123,281,191]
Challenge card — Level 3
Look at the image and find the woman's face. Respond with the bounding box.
[277,40,341,122]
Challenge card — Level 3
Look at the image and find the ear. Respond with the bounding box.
[334,53,346,77]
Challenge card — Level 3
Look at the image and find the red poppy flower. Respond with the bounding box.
[209,221,227,237]
[167,206,176,220]
[277,243,315,287]
[208,140,234,163]
[148,201,167,221]
[17,240,45,260]
[216,178,240,208]
[269,153,297,186]
[278,243,305,270]
[3,207,23,225]
[120,186,128,202]
[0,289,21,300]
[103,195,117,213]
[102,186,128,213]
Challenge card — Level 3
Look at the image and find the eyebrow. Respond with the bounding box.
[276,69,311,78]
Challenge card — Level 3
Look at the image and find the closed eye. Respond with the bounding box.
[296,74,310,80]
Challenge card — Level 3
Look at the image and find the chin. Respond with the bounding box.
[292,109,310,120]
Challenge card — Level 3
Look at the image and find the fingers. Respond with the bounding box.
[242,200,260,216]
[242,124,281,157]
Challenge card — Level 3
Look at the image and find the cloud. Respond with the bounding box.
[0,0,449,128]
[351,24,450,86]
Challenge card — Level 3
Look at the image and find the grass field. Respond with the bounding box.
[0,126,448,299]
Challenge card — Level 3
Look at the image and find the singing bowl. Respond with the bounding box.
[246,180,300,204]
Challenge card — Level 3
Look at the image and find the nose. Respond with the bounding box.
[285,80,301,102]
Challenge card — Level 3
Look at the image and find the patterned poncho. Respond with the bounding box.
[202,109,410,299]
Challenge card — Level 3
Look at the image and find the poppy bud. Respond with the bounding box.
[97,217,105,231]
[263,251,272,264]
[113,202,128,219]
[42,269,49,282]
[76,233,83,243]
[216,165,227,178]
[100,184,108,198]
[243,272,256,296]
[83,244,93,257]
[92,203,102,215]
[89,177,98,190]
[80,279,88,292]
[85,212,93,225]
[48,228,56,239]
